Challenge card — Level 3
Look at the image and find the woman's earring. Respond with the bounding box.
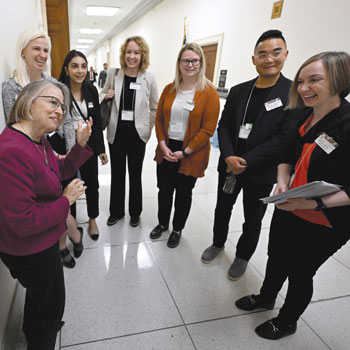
[21,54,25,58]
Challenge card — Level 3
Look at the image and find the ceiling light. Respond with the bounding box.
[77,39,94,44]
[76,45,89,49]
[85,6,119,17]
[80,28,103,35]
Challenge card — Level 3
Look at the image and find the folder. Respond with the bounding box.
[260,181,342,204]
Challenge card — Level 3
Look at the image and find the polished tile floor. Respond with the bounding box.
[52,134,350,349]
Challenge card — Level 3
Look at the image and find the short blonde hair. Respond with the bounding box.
[8,80,69,124]
[119,36,150,72]
[13,28,52,87]
[287,51,350,109]
[173,42,211,93]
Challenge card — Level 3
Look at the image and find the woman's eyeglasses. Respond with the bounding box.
[36,96,67,114]
[180,59,202,66]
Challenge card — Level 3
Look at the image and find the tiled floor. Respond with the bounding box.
[53,134,350,349]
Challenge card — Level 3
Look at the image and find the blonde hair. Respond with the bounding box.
[287,51,350,109]
[12,28,52,87]
[119,36,150,72]
[8,80,69,124]
[173,42,212,93]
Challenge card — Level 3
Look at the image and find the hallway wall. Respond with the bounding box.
[0,0,46,347]
[90,0,350,94]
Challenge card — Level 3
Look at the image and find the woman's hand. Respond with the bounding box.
[105,89,115,100]
[63,178,87,205]
[225,156,247,174]
[276,198,317,211]
[76,117,93,148]
[99,153,108,165]
[159,141,177,162]
[273,182,289,195]
[172,151,184,160]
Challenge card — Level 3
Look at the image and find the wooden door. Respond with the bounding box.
[46,0,70,79]
[201,43,218,82]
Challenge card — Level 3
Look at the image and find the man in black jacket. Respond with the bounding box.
[98,63,108,88]
[201,30,295,280]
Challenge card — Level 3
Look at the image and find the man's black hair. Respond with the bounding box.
[255,29,286,48]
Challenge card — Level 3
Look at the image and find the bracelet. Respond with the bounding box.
[314,197,327,211]
[182,150,189,158]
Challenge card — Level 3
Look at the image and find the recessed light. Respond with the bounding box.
[77,39,94,44]
[80,28,103,35]
[85,6,119,17]
[76,45,89,49]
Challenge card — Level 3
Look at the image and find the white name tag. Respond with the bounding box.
[88,102,94,108]
[264,98,283,111]
[130,82,141,90]
[121,110,134,121]
[183,101,195,111]
[315,132,338,154]
[169,122,184,133]
[238,123,252,139]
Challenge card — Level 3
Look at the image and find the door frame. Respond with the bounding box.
[196,33,224,86]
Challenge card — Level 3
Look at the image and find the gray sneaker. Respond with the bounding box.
[201,245,224,263]
[227,257,248,280]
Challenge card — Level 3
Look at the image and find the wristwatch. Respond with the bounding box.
[182,150,189,158]
[314,197,327,211]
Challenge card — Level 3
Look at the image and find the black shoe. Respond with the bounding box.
[235,294,275,311]
[69,227,84,258]
[150,224,168,239]
[255,317,297,340]
[167,231,182,248]
[60,248,75,268]
[130,216,140,227]
[107,215,124,226]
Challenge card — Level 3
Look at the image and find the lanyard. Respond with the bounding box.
[241,82,255,126]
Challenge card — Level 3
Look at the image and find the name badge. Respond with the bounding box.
[264,98,283,111]
[169,122,184,133]
[88,102,94,108]
[238,123,252,139]
[315,132,338,154]
[130,82,141,90]
[183,101,195,111]
[121,110,134,121]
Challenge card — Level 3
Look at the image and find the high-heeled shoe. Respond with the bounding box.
[69,227,84,258]
[60,248,76,268]
[88,221,99,241]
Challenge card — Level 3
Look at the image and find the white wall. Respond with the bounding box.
[0,0,45,347]
[92,0,350,93]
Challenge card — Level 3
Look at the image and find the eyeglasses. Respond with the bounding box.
[255,50,286,61]
[36,96,67,114]
[180,59,202,66]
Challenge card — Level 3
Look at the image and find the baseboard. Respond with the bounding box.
[2,282,26,350]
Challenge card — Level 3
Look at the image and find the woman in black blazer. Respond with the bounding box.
[59,50,108,242]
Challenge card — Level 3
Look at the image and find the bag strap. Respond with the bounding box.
[71,92,87,121]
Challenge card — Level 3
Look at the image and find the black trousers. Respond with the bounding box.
[156,139,197,232]
[79,154,99,219]
[108,125,146,218]
[260,209,350,324]
[0,242,65,350]
[213,173,272,261]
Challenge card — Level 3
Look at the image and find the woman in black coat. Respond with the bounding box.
[59,50,108,243]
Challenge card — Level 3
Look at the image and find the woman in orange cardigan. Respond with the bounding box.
[150,42,220,248]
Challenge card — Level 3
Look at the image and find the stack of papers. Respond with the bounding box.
[260,181,342,204]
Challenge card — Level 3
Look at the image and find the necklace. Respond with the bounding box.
[18,123,48,166]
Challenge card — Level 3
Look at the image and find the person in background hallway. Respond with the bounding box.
[150,42,220,248]
[100,36,158,228]
[201,30,295,279]
[98,62,108,88]
[236,51,350,340]
[0,80,93,350]
[0,28,80,269]
[89,66,97,84]
[59,50,108,241]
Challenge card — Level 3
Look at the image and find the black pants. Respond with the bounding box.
[156,139,197,232]
[79,154,99,219]
[213,173,272,261]
[108,125,146,218]
[259,209,350,324]
[0,242,65,350]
